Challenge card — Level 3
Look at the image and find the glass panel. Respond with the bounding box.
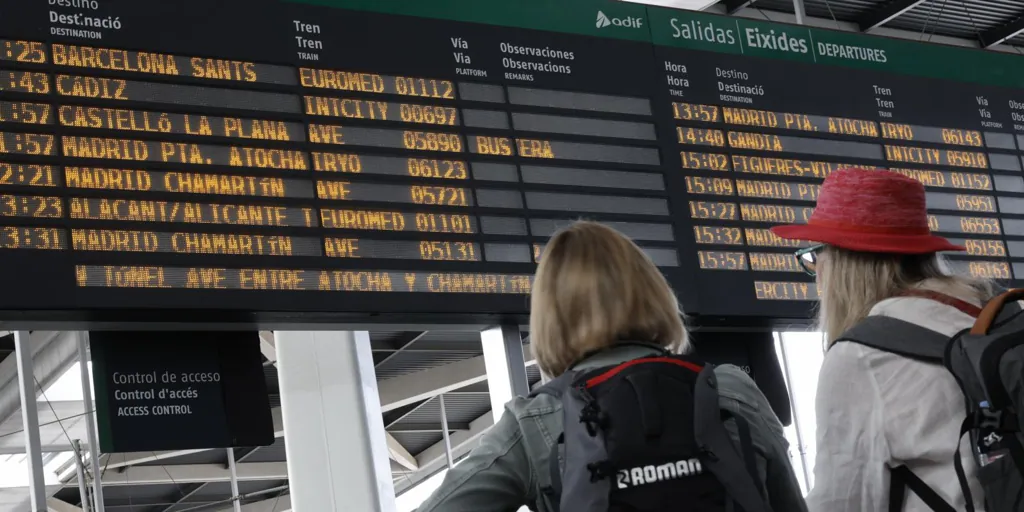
[774,331,826,496]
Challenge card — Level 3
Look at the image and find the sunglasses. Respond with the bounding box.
[794,244,826,276]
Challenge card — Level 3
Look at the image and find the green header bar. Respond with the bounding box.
[286,0,652,42]
[289,0,1024,88]
[649,8,1024,89]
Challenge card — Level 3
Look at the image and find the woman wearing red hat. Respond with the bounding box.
[771,168,994,512]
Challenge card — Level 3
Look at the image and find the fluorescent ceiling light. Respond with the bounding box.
[621,0,720,9]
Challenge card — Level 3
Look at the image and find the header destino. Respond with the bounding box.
[666,16,887,63]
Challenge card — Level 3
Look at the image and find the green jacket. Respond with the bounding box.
[417,345,808,512]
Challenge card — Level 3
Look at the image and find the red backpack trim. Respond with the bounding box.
[898,289,982,318]
[585,357,703,388]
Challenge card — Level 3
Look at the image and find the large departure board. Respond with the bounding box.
[2,0,1024,324]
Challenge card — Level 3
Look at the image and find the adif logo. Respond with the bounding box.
[596,11,644,29]
[616,458,704,489]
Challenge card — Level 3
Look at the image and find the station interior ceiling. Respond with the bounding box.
[4,0,1024,510]
[0,330,538,511]
[702,0,1024,49]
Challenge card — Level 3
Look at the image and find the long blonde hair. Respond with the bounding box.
[818,246,993,344]
[530,221,687,377]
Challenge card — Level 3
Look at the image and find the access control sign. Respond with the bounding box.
[90,331,274,453]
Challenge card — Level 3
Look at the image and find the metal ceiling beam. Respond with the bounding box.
[857,0,928,32]
[0,444,74,455]
[377,343,535,413]
[724,0,757,15]
[388,422,470,433]
[83,449,197,476]
[231,446,262,467]
[792,0,805,25]
[258,332,277,366]
[158,447,266,512]
[170,485,289,512]
[381,400,426,427]
[980,15,1024,48]
[45,498,84,512]
[385,396,436,428]
[386,432,418,472]
[394,411,494,495]
[0,331,74,424]
[159,482,209,512]
[211,493,291,512]
[65,462,288,486]
[373,331,428,368]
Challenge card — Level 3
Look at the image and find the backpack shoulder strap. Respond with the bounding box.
[1001,298,1023,317]
[989,294,1024,329]
[529,371,574,509]
[693,366,771,512]
[889,465,957,512]
[837,316,949,363]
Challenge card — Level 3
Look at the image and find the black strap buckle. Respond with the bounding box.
[579,403,606,437]
[974,407,1019,432]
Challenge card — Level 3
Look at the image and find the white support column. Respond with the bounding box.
[78,332,105,512]
[275,331,396,512]
[226,449,242,512]
[480,325,528,423]
[439,393,454,469]
[15,330,47,511]
[793,0,806,25]
[71,440,90,512]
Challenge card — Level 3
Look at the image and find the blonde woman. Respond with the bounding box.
[771,168,993,512]
[416,221,806,512]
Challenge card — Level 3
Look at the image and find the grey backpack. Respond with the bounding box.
[531,345,772,512]
[838,290,1024,512]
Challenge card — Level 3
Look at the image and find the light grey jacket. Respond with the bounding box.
[416,345,808,512]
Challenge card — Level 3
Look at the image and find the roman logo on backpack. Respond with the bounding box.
[531,343,772,512]
[838,289,1024,512]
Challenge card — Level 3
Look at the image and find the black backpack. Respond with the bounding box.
[838,290,1024,512]
[532,344,772,512]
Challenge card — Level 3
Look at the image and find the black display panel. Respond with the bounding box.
[1,0,1024,326]
[90,331,274,452]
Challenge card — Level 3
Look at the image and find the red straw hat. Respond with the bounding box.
[770,168,965,254]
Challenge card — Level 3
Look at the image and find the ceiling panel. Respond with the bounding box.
[437,393,491,425]
[390,397,443,425]
[753,0,877,21]
[713,0,1024,47]
[101,482,183,502]
[136,450,225,467]
[527,365,542,384]
[374,349,481,380]
[390,431,444,456]
[886,0,1023,38]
